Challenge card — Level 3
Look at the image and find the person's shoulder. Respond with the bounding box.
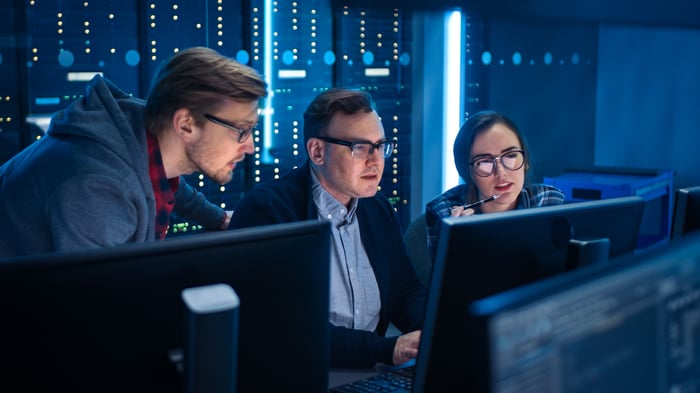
[527,183,566,205]
[426,184,467,211]
[359,191,392,210]
[241,166,308,200]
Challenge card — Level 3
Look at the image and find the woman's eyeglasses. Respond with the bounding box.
[470,150,525,177]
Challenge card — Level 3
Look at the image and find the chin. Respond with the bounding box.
[206,171,233,185]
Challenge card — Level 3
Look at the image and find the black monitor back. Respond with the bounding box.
[671,185,700,238]
[413,196,645,392]
[0,220,330,393]
[466,229,700,393]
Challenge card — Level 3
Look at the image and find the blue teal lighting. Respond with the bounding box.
[512,52,522,65]
[35,97,60,105]
[544,52,553,65]
[262,0,274,163]
[125,49,140,66]
[58,50,74,67]
[572,52,580,65]
[324,50,336,65]
[481,51,492,65]
[363,51,375,65]
[442,10,463,190]
[282,50,294,65]
[236,49,250,64]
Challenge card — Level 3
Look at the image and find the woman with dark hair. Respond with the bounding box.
[424,110,565,260]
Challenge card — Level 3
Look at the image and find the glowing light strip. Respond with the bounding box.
[67,71,103,82]
[442,10,463,191]
[26,114,52,132]
[278,69,307,79]
[262,0,274,163]
[364,68,390,77]
[35,97,60,105]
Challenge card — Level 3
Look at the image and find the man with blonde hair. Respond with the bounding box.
[0,47,267,257]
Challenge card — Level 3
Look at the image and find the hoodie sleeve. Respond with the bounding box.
[173,177,226,229]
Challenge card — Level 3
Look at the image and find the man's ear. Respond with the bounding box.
[172,108,196,141]
[307,138,325,165]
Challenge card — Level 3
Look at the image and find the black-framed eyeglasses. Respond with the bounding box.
[470,149,525,177]
[203,113,256,143]
[316,136,396,159]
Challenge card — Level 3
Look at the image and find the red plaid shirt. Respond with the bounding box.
[147,133,180,239]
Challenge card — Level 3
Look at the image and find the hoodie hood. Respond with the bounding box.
[47,75,148,170]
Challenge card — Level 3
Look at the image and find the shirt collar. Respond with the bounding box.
[310,167,358,226]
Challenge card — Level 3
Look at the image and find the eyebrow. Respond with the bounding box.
[470,146,521,160]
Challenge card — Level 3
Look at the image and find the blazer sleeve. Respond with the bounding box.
[228,181,307,229]
[330,324,398,368]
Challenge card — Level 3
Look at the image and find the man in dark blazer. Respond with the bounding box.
[229,88,425,368]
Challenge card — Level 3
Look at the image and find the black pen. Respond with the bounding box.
[452,194,501,212]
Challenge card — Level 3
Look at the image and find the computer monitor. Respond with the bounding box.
[413,196,646,392]
[466,229,700,393]
[0,220,331,393]
[671,185,700,238]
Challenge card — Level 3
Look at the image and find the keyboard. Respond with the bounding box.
[330,366,414,393]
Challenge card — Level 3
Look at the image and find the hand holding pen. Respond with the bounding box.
[449,194,500,216]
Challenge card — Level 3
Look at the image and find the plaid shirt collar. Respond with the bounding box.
[147,132,180,239]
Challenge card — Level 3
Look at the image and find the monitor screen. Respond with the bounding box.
[466,229,700,393]
[0,220,331,393]
[413,196,646,392]
[671,186,700,238]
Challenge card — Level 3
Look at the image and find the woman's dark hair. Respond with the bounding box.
[453,110,532,203]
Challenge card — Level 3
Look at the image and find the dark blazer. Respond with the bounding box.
[229,163,426,368]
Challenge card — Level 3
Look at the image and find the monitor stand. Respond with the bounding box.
[565,237,611,271]
[182,283,241,393]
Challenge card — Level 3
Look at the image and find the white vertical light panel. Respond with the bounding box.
[442,10,463,191]
[262,0,274,163]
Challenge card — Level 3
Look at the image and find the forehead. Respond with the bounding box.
[216,97,260,121]
[471,123,521,155]
[326,110,384,140]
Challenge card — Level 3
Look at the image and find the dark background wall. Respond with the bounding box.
[595,24,700,190]
[2,0,699,229]
[477,18,599,183]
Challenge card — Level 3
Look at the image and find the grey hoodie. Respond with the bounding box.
[0,75,225,258]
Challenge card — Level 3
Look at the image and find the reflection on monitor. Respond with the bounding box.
[671,186,700,238]
[0,220,330,393]
[413,196,646,392]
[467,230,700,393]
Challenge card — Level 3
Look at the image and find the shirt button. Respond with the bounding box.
[327,214,332,219]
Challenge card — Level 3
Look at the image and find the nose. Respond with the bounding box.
[241,136,255,155]
[492,158,507,176]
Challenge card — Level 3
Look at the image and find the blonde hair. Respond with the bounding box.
[144,47,267,134]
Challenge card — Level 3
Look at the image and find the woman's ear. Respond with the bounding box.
[307,138,325,165]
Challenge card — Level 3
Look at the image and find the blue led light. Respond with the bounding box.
[362,51,374,65]
[323,50,336,65]
[58,50,74,67]
[236,49,250,64]
[125,49,140,66]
